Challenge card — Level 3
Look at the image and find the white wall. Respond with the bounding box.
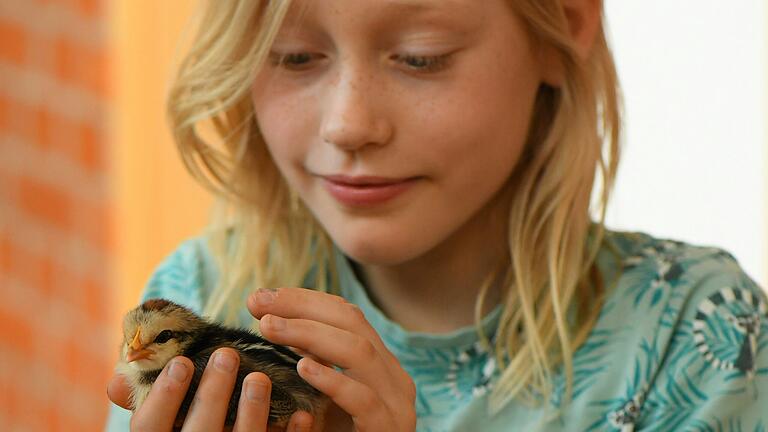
[599,1,767,288]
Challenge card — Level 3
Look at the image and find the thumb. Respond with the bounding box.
[106,373,133,410]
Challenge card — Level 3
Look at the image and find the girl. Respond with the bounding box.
[106,0,768,430]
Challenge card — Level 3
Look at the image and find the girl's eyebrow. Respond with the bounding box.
[383,0,470,15]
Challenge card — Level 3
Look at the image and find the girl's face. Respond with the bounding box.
[252,0,544,266]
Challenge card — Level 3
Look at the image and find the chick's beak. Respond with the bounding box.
[130,326,143,350]
[126,326,153,362]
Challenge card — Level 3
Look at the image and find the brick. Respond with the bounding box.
[60,335,80,384]
[15,394,47,432]
[53,35,110,98]
[76,198,113,251]
[53,36,77,84]
[78,344,112,395]
[18,176,73,231]
[85,48,113,100]
[51,261,78,303]
[37,253,56,297]
[0,382,8,417]
[59,412,90,432]
[0,169,14,196]
[0,19,26,65]
[81,276,108,323]
[5,383,28,428]
[0,309,35,357]
[9,99,33,144]
[33,107,53,150]
[9,243,58,298]
[47,110,79,159]
[75,0,103,19]
[78,122,103,171]
[5,382,19,421]
[7,240,35,290]
[55,334,112,406]
[0,93,8,130]
[0,232,9,274]
[82,45,110,98]
[41,403,63,432]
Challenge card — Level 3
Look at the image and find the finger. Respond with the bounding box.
[107,373,133,410]
[181,348,240,432]
[286,410,313,432]
[260,315,392,383]
[289,348,334,368]
[297,357,396,431]
[248,288,388,354]
[251,288,411,396]
[130,357,193,432]
[233,372,272,432]
[262,411,313,432]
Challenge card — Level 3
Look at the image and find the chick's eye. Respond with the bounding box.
[154,330,173,344]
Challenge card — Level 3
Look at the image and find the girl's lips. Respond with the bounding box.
[321,176,418,206]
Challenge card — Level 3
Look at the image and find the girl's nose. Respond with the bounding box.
[319,71,393,152]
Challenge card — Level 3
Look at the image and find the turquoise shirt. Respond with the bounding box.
[106,229,768,431]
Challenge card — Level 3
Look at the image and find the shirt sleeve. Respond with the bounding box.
[104,237,211,431]
[640,251,768,430]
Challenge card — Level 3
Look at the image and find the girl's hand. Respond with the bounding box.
[248,288,418,432]
[106,348,314,431]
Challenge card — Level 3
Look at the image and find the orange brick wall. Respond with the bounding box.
[0,0,114,430]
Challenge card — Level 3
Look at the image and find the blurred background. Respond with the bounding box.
[0,1,765,430]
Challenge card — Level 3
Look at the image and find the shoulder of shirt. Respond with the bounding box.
[593,228,766,349]
[602,228,763,303]
[141,235,219,314]
[556,230,767,428]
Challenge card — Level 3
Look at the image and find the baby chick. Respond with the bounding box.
[116,298,326,427]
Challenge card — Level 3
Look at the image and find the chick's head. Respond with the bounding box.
[120,299,204,371]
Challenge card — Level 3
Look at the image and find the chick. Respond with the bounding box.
[116,298,326,427]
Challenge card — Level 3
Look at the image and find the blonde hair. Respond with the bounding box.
[167,0,622,416]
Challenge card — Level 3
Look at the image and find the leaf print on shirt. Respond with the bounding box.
[688,417,767,432]
[585,338,658,432]
[551,328,615,410]
[641,281,768,431]
[693,287,767,380]
[623,240,687,309]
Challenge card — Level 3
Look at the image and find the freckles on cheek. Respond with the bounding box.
[252,79,309,143]
[252,95,314,169]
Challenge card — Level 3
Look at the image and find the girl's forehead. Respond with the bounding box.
[278,0,498,38]
[283,0,484,23]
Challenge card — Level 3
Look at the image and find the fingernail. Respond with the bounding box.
[168,360,188,382]
[291,420,311,432]
[300,358,318,376]
[214,351,237,372]
[266,314,285,331]
[245,379,268,402]
[254,288,277,305]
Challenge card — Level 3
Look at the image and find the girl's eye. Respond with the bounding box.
[269,52,453,74]
[393,53,452,73]
[270,52,319,71]
[154,330,173,344]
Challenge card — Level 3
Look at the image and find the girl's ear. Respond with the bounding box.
[540,0,602,87]
[562,0,602,61]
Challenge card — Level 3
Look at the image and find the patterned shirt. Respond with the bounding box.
[106,229,768,431]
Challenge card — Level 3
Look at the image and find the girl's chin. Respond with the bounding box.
[312,205,444,265]
[332,234,435,267]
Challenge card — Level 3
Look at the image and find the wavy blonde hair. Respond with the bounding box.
[167,0,622,416]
